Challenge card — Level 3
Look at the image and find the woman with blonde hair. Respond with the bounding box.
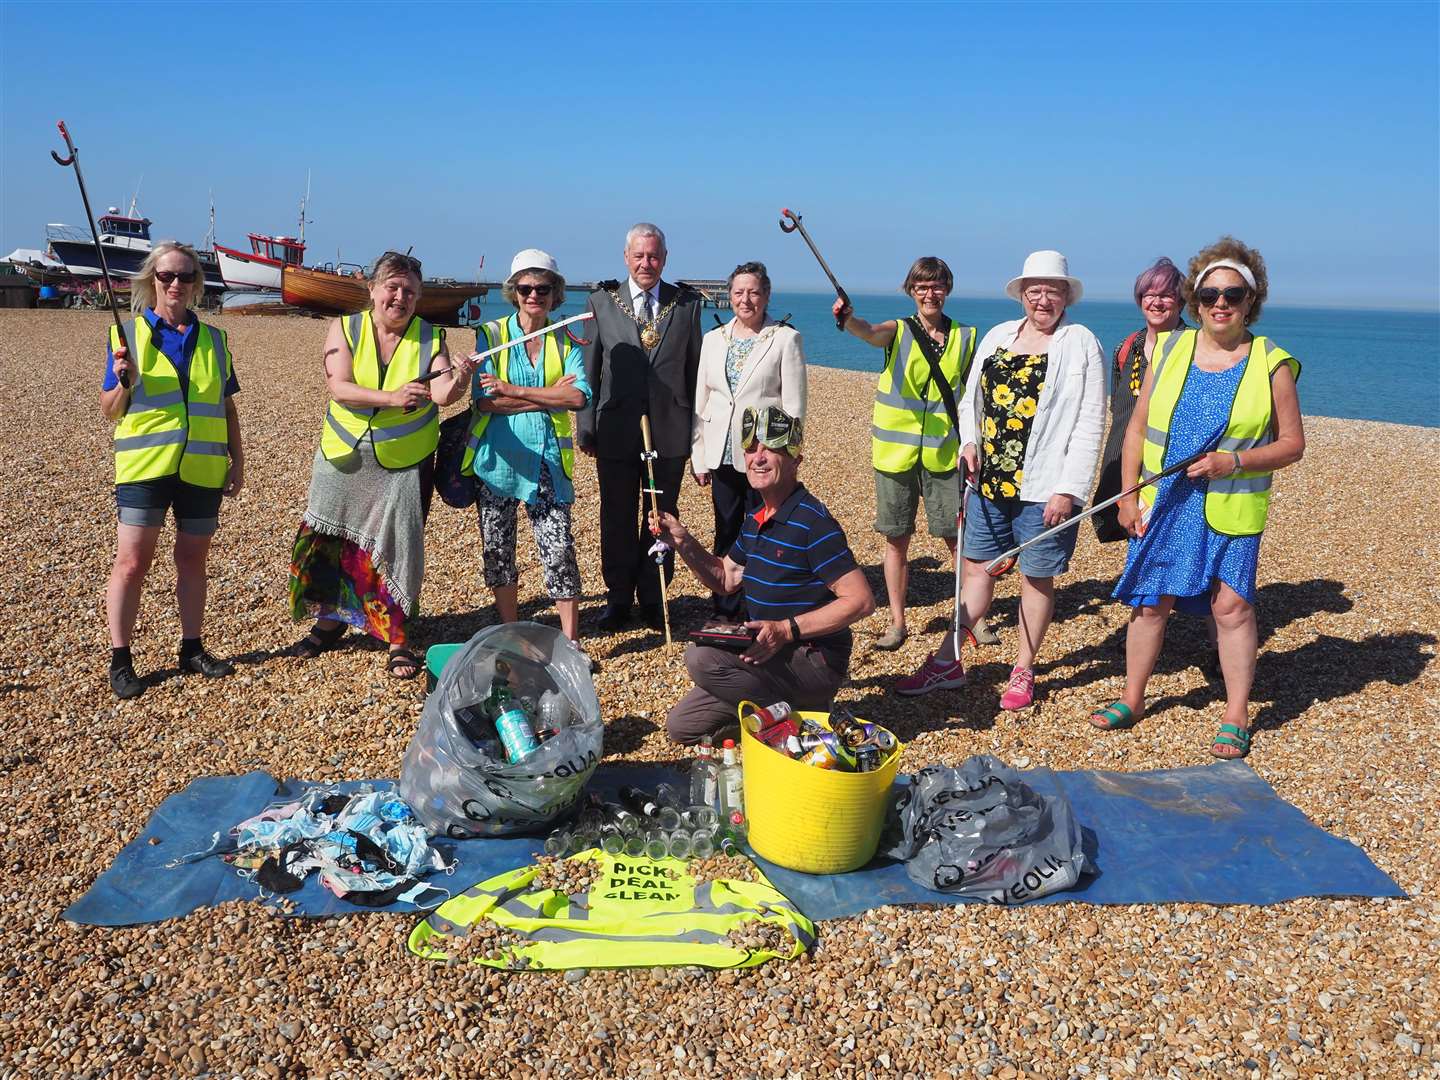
[288,251,476,678]
[1092,237,1304,759]
[100,242,244,698]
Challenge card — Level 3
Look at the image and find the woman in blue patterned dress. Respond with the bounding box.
[1091,238,1304,758]
[691,262,806,617]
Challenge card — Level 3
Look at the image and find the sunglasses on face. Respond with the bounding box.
[1197,285,1250,307]
[515,283,553,298]
[154,269,197,284]
[378,251,422,274]
[740,405,803,456]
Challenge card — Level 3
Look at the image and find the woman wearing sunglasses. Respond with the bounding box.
[692,261,806,619]
[1092,257,1188,542]
[1094,237,1304,759]
[459,250,591,658]
[288,251,475,679]
[100,242,244,698]
[895,251,1106,712]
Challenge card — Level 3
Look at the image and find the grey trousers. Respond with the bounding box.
[665,643,848,744]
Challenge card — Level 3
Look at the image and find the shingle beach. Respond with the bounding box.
[4,309,1438,1078]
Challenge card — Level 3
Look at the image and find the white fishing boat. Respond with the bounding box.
[215,233,306,291]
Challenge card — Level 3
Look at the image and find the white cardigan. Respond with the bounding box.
[691,319,807,471]
[958,316,1107,503]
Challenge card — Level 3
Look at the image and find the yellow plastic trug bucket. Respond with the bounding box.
[740,707,903,874]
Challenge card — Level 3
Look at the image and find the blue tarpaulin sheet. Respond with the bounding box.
[65,760,1402,928]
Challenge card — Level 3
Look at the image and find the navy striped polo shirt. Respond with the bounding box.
[728,483,859,659]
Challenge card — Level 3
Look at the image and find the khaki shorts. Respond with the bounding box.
[874,466,959,539]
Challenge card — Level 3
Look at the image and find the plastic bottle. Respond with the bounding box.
[690,737,719,809]
[718,739,744,827]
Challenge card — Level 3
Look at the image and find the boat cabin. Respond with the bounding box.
[98,214,152,242]
[247,234,306,265]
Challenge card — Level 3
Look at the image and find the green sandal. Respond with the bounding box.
[1089,701,1139,730]
[1211,722,1252,759]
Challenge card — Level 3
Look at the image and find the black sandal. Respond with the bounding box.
[387,647,421,680]
[294,622,346,659]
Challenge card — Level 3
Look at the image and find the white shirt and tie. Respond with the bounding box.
[629,278,658,327]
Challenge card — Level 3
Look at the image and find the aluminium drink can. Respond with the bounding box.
[494,704,539,762]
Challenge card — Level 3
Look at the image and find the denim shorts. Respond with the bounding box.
[115,476,223,536]
[961,489,1078,577]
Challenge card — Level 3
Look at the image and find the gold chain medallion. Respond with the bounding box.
[610,289,681,350]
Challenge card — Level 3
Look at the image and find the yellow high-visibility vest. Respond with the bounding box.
[320,310,441,470]
[409,851,814,971]
[1142,329,1301,537]
[871,318,977,473]
[111,316,231,488]
[460,317,575,479]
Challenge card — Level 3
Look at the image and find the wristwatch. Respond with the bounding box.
[788,616,802,642]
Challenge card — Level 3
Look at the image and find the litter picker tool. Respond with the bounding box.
[952,458,978,658]
[639,414,673,646]
[51,120,129,387]
[418,311,594,382]
[778,208,850,330]
[982,450,1208,577]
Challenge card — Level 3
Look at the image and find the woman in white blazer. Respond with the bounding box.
[691,261,807,617]
[896,251,1106,711]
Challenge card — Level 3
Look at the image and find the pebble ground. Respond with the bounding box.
[3,310,1437,1078]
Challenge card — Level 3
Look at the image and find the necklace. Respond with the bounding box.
[610,288,681,350]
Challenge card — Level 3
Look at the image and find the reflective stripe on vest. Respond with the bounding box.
[460,318,575,479]
[1141,329,1301,537]
[320,310,440,469]
[112,317,231,488]
[871,319,976,473]
[407,851,815,971]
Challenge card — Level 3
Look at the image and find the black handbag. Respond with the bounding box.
[434,410,476,509]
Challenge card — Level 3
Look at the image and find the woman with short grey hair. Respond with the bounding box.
[287,251,475,679]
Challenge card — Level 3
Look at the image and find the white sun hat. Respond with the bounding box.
[1005,250,1083,304]
[507,248,559,282]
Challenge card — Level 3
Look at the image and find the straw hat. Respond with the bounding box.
[1005,250,1083,304]
[507,248,559,282]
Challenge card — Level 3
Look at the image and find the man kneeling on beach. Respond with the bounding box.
[650,406,875,743]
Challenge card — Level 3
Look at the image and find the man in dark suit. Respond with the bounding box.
[577,223,702,631]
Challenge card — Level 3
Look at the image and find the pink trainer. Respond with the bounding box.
[999,666,1035,710]
[895,652,966,697]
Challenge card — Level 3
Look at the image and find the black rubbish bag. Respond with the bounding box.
[880,755,1092,904]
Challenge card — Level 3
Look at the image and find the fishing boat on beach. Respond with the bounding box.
[282,264,486,326]
[47,211,225,291]
[215,233,306,291]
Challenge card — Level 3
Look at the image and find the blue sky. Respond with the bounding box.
[2,1,1437,309]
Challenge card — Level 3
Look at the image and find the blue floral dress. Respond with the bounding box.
[1112,356,1262,615]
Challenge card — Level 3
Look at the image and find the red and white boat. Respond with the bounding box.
[214,233,306,292]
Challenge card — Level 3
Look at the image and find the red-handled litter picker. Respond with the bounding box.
[982,450,1208,577]
[51,121,129,388]
[778,208,850,330]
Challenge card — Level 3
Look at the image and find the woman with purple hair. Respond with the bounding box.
[1092,258,1187,541]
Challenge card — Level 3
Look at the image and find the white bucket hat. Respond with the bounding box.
[507,248,559,283]
[1005,250,1083,304]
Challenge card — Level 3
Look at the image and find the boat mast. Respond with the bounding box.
[205,191,215,250]
[299,170,311,246]
[127,175,143,218]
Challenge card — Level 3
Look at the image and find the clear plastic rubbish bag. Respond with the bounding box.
[880,755,1091,904]
[400,623,602,839]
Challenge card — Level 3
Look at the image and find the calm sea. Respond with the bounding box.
[542,290,1440,428]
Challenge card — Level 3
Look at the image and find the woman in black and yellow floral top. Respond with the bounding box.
[895,251,1105,713]
[1092,258,1187,542]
